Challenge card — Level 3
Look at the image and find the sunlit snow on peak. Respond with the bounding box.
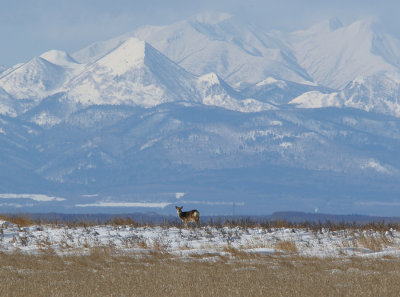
[96,37,147,75]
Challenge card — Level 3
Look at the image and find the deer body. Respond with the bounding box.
[175,206,200,226]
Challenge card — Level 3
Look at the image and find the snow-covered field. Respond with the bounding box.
[2,220,400,258]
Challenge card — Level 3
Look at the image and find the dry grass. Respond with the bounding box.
[0,214,36,227]
[275,239,298,253]
[0,251,400,296]
[0,214,143,228]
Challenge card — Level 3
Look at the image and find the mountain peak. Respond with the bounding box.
[40,50,78,66]
[95,37,147,75]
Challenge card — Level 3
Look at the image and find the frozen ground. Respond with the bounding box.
[1,220,400,258]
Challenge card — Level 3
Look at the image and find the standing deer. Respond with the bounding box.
[175,206,200,227]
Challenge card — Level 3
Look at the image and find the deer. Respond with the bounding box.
[175,206,200,227]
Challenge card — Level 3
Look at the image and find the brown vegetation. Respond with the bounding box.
[0,251,400,296]
[1,213,399,232]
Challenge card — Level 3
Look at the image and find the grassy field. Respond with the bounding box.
[1,250,400,297]
[1,215,400,296]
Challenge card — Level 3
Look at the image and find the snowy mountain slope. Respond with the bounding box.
[290,72,400,117]
[242,77,332,105]
[0,56,72,100]
[0,87,19,117]
[342,72,400,116]
[289,91,343,108]
[195,73,276,112]
[73,15,400,93]
[19,92,80,127]
[66,37,273,113]
[0,49,84,103]
[67,37,197,107]
[134,14,314,88]
[40,50,80,67]
[0,35,273,124]
[289,19,400,89]
[70,15,400,118]
[73,13,313,88]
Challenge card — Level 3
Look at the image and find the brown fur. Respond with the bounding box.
[175,206,200,226]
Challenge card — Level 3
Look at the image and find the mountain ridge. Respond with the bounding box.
[1,15,400,216]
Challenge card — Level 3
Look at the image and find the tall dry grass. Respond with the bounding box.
[0,251,400,297]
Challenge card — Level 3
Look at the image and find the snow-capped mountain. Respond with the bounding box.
[73,13,314,89]
[342,72,400,116]
[70,15,400,117]
[0,57,69,99]
[0,37,274,125]
[290,72,400,117]
[289,19,400,89]
[1,15,400,215]
[68,37,267,112]
[67,37,198,107]
[242,77,332,105]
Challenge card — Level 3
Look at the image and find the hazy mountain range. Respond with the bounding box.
[1,13,400,216]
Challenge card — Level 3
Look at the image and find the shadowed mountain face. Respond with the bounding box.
[1,15,400,215]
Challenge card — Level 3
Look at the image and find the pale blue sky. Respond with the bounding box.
[0,0,399,67]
